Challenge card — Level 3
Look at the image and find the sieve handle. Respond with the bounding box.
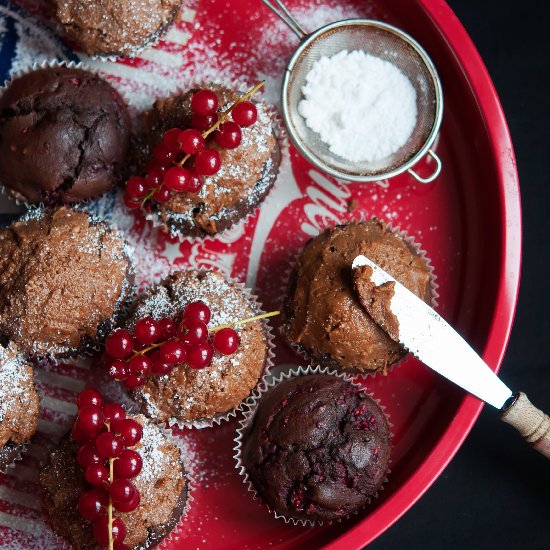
[260,0,308,40]
[408,149,442,184]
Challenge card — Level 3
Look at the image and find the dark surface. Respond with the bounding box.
[370,1,550,549]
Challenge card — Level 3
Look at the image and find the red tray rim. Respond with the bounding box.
[323,1,522,547]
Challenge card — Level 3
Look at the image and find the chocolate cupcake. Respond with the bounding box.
[0,207,135,359]
[55,0,181,58]
[135,85,280,238]
[126,269,272,427]
[283,220,432,374]
[236,369,392,524]
[0,65,131,205]
[40,414,189,549]
[0,343,40,471]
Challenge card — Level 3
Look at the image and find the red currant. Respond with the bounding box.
[153,186,172,203]
[213,327,240,355]
[114,489,140,513]
[191,89,219,116]
[123,193,141,210]
[153,143,177,165]
[159,339,187,365]
[158,318,177,339]
[85,464,109,487]
[183,301,211,324]
[77,443,101,469]
[72,423,92,444]
[123,375,147,390]
[77,388,103,409]
[95,432,124,459]
[94,516,126,546]
[105,329,134,359]
[232,101,258,126]
[215,121,242,149]
[146,158,169,174]
[109,479,136,504]
[103,403,126,426]
[162,127,183,152]
[194,148,221,176]
[187,170,205,193]
[180,320,208,346]
[192,113,218,132]
[126,176,147,199]
[108,359,128,381]
[134,317,161,345]
[128,355,152,378]
[145,169,163,189]
[114,543,131,550]
[116,418,143,446]
[76,405,105,438]
[164,166,191,192]
[114,449,143,479]
[78,489,107,521]
[187,342,214,369]
[178,129,205,155]
[152,360,173,376]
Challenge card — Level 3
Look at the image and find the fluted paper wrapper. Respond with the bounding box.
[233,364,392,527]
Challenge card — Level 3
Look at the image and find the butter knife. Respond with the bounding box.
[352,254,550,458]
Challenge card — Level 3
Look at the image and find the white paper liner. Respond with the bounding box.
[5,206,137,363]
[0,59,133,209]
[137,80,285,243]
[233,365,392,527]
[279,218,439,378]
[123,269,276,430]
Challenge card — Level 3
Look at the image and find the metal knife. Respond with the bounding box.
[352,254,550,458]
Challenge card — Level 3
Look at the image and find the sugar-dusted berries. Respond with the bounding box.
[124,82,263,210]
[73,389,143,549]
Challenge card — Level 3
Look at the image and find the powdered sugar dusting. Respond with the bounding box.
[0,344,31,425]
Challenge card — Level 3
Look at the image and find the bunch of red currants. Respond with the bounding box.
[124,88,258,210]
[73,388,143,549]
[104,301,240,390]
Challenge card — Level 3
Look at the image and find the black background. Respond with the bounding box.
[370,1,550,549]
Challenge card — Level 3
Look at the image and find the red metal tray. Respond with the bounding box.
[0,0,521,548]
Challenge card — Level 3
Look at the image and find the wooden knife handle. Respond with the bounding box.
[501,392,550,458]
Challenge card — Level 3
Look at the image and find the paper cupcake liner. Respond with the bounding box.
[157,270,276,430]
[279,218,438,378]
[0,59,133,209]
[136,80,285,243]
[8,206,136,363]
[233,364,393,527]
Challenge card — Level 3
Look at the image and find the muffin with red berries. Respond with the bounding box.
[126,84,280,239]
[0,65,131,205]
[104,269,273,428]
[0,207,135,360]
[0,343,40,471]
[40,389,190,549]
[236,369,392,524]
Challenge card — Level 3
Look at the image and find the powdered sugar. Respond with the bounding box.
[298,50,417,163]
[0,344,31,425]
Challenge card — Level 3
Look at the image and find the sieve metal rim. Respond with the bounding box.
[281,19,444,183]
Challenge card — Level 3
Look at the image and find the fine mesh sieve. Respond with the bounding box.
[262,1,443,183]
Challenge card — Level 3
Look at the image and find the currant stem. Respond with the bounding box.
[209,310,280,333]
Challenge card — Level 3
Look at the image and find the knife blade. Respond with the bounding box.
[351,254,512,409]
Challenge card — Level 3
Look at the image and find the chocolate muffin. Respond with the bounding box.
[135,86,280,238]
[0,207,135,359]
[0,66,131,205]
[240,373,391,523]
[283,220,432,374]
[0,343,40,471]
[127,269,270,425]
[55,0,181,58]
[40,414,189,549]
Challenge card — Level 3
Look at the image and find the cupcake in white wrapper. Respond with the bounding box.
[0,59,132,208]
[280,218,438,377]
[0,343,40,472]
[39,413,192,550]
[122,269,275,429]
[234,365,392,526]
